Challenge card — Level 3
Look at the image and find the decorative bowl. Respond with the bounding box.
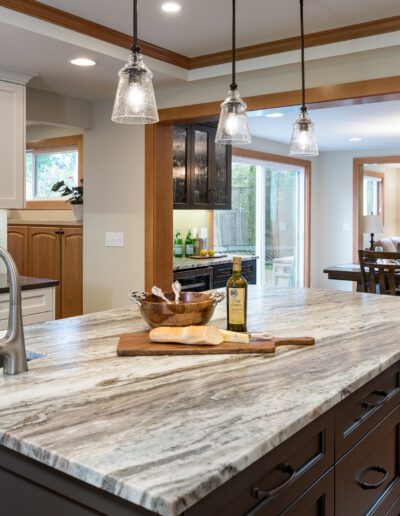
[129,291,225,328]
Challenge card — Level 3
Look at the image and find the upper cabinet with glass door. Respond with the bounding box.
[173,123,232,210]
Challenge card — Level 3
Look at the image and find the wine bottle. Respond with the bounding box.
[174,230,183,258]
[226,257,248,332]
[185,229,194,257]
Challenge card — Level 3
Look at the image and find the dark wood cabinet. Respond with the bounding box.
[213,260,257,288]
[173,260,257,291]
[7,224,83,319]
[173,124,231,210]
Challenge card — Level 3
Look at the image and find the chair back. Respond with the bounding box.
[358,250,400,295]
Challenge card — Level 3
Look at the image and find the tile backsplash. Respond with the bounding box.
[173,210,210,240]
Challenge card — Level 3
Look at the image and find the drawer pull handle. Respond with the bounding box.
[357,465,388,490]
[253,463,296,499]
[360,390,388,409]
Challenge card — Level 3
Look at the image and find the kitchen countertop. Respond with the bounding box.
[8,219,82,226]
[0,274,59,294]
[1,287,400,515]
[173,253,257,270]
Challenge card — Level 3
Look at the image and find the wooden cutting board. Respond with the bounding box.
[117,333,315,356]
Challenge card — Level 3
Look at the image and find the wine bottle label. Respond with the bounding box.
[174,245,182,255]
[228,287,245,324]
[186,244,194,255]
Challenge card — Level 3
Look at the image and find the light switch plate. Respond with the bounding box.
[105,232,124,247]
[343,223,351,232]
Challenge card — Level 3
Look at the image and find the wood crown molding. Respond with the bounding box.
[1,0,400,71]
[190,15,400,69]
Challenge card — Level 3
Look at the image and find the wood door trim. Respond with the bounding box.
[353,156,400,263]
[1,0,399,71]
[159,76,400,123]
[233,148,311,288]
[25,135,83,210]
[0,0,189,69]
[190,15,400,69]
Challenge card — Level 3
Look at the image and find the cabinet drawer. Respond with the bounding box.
[213,260,256,288]
[0,288,54,321]
[335,403,400,516]
[280,469,334,516]
[186,412,334,516]
[335,362,400,458]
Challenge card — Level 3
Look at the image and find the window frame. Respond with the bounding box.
[25,135,83,210]
[362,170,384,224]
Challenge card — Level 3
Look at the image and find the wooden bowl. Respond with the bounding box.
[129,291,224,328]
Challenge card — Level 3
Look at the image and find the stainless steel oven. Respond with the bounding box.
[173,267,213,292]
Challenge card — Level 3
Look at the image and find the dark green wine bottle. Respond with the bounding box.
[227,257,248,332]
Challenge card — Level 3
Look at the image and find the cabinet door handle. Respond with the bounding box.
[253,463,296,499]
[357,465,388,489]
[207,187,215,205]
[360,390,388,409]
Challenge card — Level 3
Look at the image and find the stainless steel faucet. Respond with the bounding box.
[0,247,27,375]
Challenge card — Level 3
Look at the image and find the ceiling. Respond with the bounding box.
[37,0,400,57]
[248,100,400,152]
[0,21,176,101]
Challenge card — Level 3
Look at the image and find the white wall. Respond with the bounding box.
[0,209,7,272]
[83,99,145,313]
[318,148,400,290]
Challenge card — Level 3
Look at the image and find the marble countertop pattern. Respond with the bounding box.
[173,253,257,270]
[1,287,400,515]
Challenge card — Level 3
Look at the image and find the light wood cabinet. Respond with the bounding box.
[7,224,83,319]
[0,81,25,208]
[61,228,83,318]
[7,226,28,275]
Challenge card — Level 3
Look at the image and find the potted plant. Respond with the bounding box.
[52,179,84,221]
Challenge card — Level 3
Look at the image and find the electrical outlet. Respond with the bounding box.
[105,232,124,247]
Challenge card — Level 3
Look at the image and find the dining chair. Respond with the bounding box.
[358,250,400,295]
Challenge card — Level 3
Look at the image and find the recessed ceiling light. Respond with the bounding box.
[70,58,96,67]
[162,2,181,13]
[349,137,362,142]
[266,112,284,118]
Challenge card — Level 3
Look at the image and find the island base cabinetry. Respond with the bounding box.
[1,363,400,516]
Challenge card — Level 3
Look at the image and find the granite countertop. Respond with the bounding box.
[0,274,59,294]
[1,287,400,515]
[8,219,82,226]
[174,253,257,270]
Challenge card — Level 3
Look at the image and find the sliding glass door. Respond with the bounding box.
[214,158,306,288]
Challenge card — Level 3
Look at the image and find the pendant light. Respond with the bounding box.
[215,0,251,145]
[289,0,318,156]
[112,0,159,124]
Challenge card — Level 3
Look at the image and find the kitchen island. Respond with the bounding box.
[1,287,400,515]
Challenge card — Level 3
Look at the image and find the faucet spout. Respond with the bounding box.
[0,247,27,375]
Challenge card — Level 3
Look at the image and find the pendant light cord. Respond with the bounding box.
[132,0,140,53]
[300,0,306,113]
[230,0,237,90]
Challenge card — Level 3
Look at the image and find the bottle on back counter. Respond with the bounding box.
[174,230,183,258]
[227,257,248,332]
[185,229,194,257]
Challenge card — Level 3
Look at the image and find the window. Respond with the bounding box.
[214,151,311,288]
[363,173,383,217]
[25,135,83,209]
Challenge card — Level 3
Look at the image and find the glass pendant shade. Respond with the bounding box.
[215,89,251,145]
[289,109,319,156]
[112,52,159,124]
